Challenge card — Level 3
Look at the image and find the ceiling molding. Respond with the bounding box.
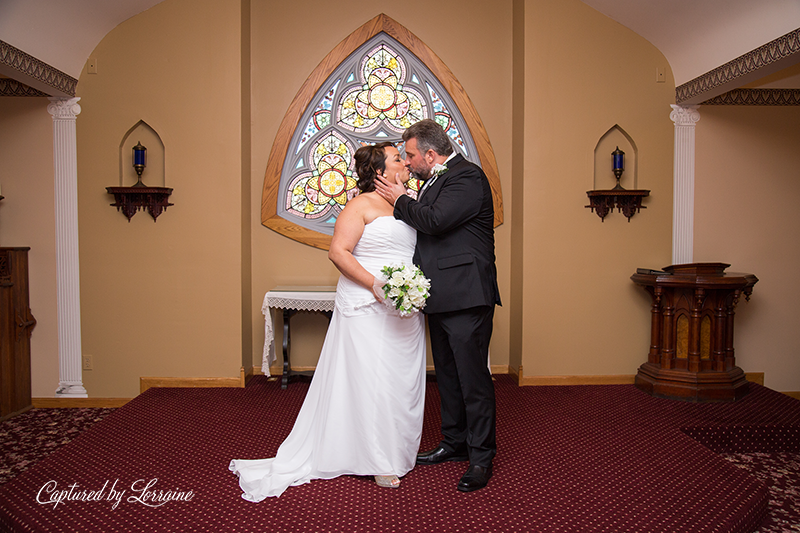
[0,39,77,97]
[702,87,800,105]
[676,28,800,105]
[0,78,48,97]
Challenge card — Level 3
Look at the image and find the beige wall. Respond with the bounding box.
[520,0,675,379]
[75,0,244,397]
[11,0,795,398]
[695,105,800,392]
[0,97,60,397]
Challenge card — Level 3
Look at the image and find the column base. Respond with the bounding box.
[635,362,749,402]
[56,383,88,398]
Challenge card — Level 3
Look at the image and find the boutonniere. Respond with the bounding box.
[418,163,448,199]
[431,163,448,177]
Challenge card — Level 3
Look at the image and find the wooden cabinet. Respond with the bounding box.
[1,247,36,420]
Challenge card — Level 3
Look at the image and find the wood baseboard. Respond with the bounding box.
[32,398,132,408]
[256,364,511,376]
[516,370,766,388]
[140,367,246,394]
[253,364,779,394]
[490,364,509,374]
[519,374,637,386]
[29,370,795,405]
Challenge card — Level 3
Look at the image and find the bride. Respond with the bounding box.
[229,142,426,500]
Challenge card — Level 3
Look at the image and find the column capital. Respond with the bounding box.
[669,104,700,126]
[47,96,81,119]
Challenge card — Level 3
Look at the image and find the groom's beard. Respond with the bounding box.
[408,166,431,182]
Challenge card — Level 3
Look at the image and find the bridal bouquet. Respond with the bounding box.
[380,263,431,317]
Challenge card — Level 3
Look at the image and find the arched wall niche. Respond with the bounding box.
[261,13,503,250]
[119,120,166,187]
[594,124,637,189]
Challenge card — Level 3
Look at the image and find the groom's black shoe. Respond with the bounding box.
[416,446,469,465]
[457,464,493,492]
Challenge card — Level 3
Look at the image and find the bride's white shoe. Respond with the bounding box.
[374,475,400,488]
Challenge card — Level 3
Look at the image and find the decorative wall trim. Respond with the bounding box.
[702,88,800,105]
[676,28,800,104]
[0,78,48,97]
[0,39,77,97]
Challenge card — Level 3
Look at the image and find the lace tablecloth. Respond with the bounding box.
[261,286,336,375]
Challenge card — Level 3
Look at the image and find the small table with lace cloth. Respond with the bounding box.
[262,286,336,389]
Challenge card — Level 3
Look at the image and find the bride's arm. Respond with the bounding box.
[328,199,377,293]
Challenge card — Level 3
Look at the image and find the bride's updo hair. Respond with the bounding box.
[354,142,395,193]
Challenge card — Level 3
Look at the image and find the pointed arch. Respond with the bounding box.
[119,120,165,187]
[593,124,637,189]
[261,13,503,250]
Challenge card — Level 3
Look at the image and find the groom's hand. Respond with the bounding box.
[374,174,405,205]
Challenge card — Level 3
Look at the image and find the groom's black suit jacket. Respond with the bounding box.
[393,154,501,314]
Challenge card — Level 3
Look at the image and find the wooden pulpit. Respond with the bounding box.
[631,263,757,402]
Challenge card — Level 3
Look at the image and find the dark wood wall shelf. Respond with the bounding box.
[106,186,173,222]
[587,189,649,221]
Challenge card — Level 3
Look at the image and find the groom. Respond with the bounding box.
[375,119,501,492]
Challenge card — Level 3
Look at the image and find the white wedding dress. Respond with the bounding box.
[230,216,426,501]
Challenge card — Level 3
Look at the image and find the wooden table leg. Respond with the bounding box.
[281,309,332,390]
[281,309,296,390]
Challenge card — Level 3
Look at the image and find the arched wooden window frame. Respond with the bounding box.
[261,13,503,250]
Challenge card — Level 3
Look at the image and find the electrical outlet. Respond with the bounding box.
[82,355,93,370]
[656,67,665,83]
[88,58,98,74]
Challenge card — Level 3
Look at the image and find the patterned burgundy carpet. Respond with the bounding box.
[1,376,799,533]
[0,408,115,486]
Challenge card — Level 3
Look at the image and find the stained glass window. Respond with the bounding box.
[276,34,480,236]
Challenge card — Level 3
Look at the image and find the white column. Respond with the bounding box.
[669,105,700,265]
[47,97,87,398]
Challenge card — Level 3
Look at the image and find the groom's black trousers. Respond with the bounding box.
[427,305,496,468]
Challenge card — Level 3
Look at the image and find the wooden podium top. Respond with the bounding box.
[632,262,758,292]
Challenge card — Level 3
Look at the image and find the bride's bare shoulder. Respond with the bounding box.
[344,192,393,219]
